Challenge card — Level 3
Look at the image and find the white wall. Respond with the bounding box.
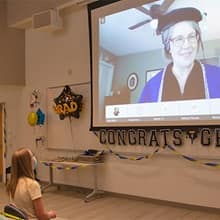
[5,5,220,208]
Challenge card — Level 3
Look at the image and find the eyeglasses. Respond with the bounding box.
[169,33,198,48]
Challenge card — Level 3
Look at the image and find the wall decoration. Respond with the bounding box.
[28,111,38,126]
[97,128,220,148]
[127,72,138,91]
[36,108,45,126]
[53,85,83,120]
[94,132,220,168]
[108,143,220,168]
[30,89,40,108]
[28,89,43,127]
[47,82,101,150]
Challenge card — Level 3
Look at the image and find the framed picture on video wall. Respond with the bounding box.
[127,72,138,91]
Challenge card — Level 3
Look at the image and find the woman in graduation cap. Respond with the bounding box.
[138,7,220,103]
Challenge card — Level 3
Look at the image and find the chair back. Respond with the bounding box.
[3,204,28,220]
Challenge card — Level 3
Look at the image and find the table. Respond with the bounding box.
[40,160,104,202]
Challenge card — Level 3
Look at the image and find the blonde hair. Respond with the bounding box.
[6,147,34,198]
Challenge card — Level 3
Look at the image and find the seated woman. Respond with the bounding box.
[6,147,56,220]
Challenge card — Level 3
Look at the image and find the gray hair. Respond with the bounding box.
[161,21,204,59]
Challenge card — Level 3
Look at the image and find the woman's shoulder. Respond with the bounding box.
[24,178,42,198]
[22,177,40,188]
[204,63,220,74]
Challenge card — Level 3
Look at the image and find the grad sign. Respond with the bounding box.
[97,128,220,147]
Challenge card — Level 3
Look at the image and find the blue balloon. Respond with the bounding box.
[36,108,45,125]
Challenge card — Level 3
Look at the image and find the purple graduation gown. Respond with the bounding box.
[139,63,220,103]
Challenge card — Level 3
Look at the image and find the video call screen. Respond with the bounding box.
[88,0,220,129]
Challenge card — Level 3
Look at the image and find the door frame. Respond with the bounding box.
[0,103,6,184]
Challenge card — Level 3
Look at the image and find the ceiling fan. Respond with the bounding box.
[128,0,175,30]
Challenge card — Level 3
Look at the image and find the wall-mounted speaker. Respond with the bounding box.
[32,9,63,32]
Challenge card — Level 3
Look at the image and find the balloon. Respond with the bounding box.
[30,89,40,108]
[36,108,45,125]
[28,111,38,126]
[53,85,83,120]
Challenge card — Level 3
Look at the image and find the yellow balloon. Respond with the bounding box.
[28,111,38,126]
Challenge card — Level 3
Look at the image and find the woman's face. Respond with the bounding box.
[169,21,198,68]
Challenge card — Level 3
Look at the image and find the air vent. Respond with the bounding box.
[32,9,63,32]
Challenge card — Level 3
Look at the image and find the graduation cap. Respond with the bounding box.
[157,7,202,35]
